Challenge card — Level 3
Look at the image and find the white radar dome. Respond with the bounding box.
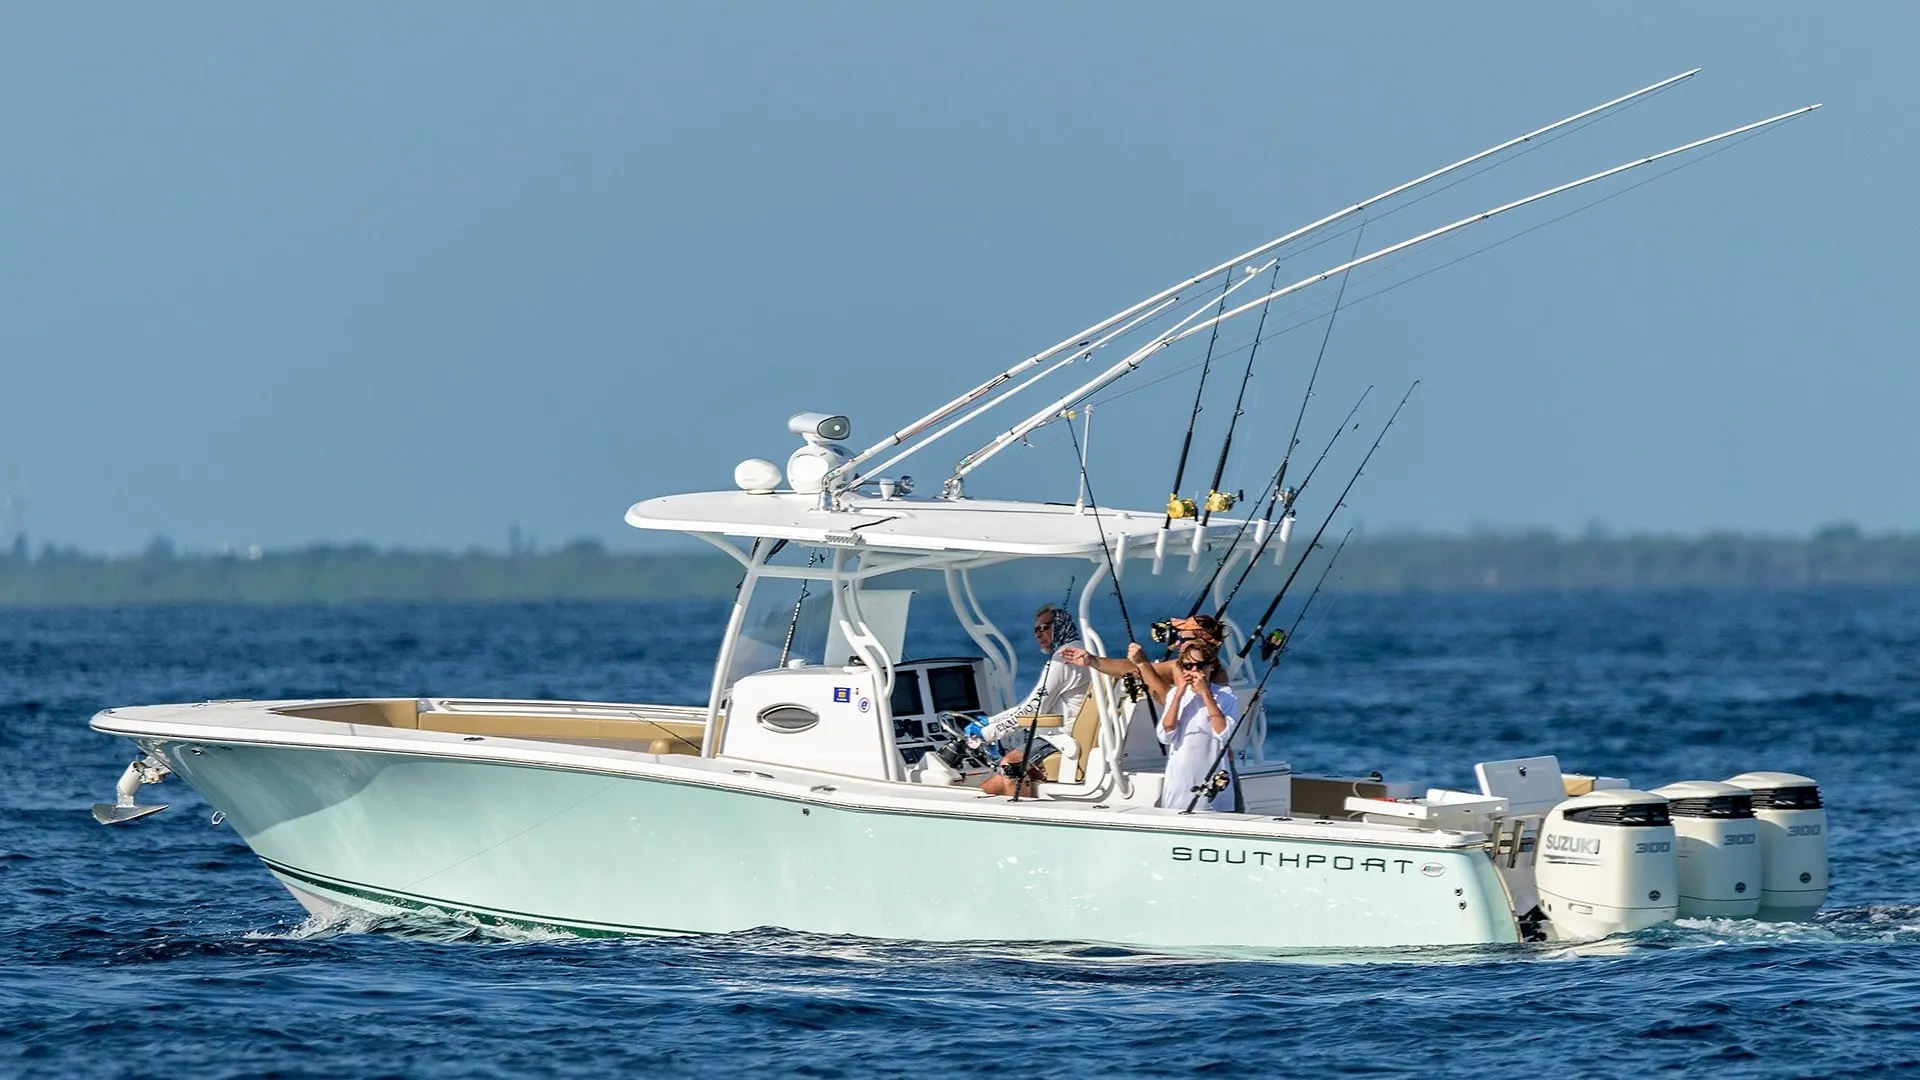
[734,458,782,494]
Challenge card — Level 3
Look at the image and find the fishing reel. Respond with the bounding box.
[1197,769,1233,801]
[999,756,1042,781]
[1167,495,1196,520]
[1257,628,1289,662]
[1149,619,1184,645]
[1204,489,1242,514]
[928,712,995,771]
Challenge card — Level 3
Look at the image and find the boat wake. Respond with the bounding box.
[1678,903,1920,944]
[235,902,1920,967]
[245,907,576,945]
[1529,903,1920,960]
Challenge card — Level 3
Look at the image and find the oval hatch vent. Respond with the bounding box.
[757,703,820,733]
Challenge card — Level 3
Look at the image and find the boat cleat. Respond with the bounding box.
[92,755,173,825]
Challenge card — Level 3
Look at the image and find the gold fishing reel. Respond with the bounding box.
[1205,489,1240,514]
[1167,495,1197,519]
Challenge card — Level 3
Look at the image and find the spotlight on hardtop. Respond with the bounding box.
[786,412,852,495]
[788,412,851,444]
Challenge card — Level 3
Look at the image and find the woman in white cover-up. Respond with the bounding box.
[1156,641,1239,812]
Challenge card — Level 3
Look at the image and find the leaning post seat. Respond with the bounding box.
[1042,677,1111,784]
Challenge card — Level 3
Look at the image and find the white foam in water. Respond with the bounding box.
[243,907,398,941]
[243,905,576,944]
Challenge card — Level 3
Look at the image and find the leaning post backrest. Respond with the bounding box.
[1042,675,1111,785]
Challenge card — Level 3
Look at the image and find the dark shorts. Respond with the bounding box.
[1003,740,1059,776]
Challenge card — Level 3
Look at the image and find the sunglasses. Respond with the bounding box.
[1033,622,1054,635]
[1178,659,1210,670]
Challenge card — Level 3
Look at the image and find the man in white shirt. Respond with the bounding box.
[1061,613,1230,701]
[975,603,1091,797]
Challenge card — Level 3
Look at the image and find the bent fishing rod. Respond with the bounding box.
[1203,386,1373,623]
[828,70,1702,493]
[1238,381,1415,660]
[1183,528,1353,814]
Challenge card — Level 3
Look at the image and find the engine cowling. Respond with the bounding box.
[1652,780,1762,919]
[1535,790,1678,940]
[1724,772,1828,919]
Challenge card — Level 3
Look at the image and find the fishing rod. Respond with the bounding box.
[929,255,1270,505]
[1183,468,1280,620]
[1211,386,1372,621]
[1064,413,1143,645]
[1184,385,1349,623]
[1183,528,1352,814]
[1185,228,1367,618]
[1061,410,1163,766]
[947,102,1818,487]
[1162,271,1240,528]
[829,70,1701,493]
[776,548,825,666]
[1273,225,1363,516]
[1201,224,1361,532]
[1197,262,1283,528]
[1239,381,1415,660]
[849,295,1182,493]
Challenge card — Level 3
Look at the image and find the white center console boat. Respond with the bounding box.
[91,72,1827,949]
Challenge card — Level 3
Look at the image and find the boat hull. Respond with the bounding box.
[146,737,1518,950]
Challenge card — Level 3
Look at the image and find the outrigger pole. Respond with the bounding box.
[849,296,1182,492]
[947,102,1818,486]
[824,69,1702,494]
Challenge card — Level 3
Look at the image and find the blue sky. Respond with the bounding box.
[1,3,1908,552]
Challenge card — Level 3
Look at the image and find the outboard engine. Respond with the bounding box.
[1535,790,1678,940]
[1724,772,1828,919]
[1652,780,1762,919]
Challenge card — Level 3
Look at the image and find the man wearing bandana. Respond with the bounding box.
[972,603,1091,797]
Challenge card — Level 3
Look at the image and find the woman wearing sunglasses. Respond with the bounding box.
[1059,613,1229,705]
[1156,640,1240,812]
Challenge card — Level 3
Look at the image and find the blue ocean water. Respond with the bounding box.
[3,590,1917,1079]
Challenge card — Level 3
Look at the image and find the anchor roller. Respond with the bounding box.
[93,754,172,825]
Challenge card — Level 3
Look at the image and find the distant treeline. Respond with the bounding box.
[2,526,1916,606]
